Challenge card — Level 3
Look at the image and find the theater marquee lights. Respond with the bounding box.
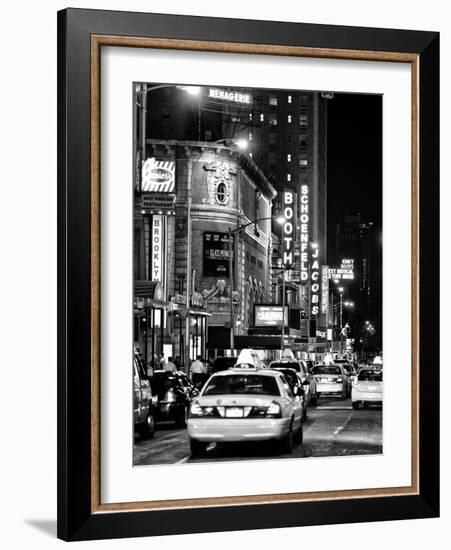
[208,88,252,104]
[299,184,310,283]
[311,244,320,317]
[282,189,295,267]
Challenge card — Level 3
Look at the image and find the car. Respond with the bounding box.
[311,363,351,400]
[268,359,317,406]
[133,353,156,438]
[187,353,304,457]
[210,356,239,374]
[265,366,307,419]
[151,370,199,428]
[352,368,383,409]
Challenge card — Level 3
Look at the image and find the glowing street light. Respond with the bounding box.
[177,85,201,96]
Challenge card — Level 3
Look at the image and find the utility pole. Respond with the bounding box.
[185,159,193,369]
[281,268,286,352]
[228,227,235,353]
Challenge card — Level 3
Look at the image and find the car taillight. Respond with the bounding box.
[190,401,203,417]
[164,389,176,402]
[266,401,282,418]
[189,401,218,418]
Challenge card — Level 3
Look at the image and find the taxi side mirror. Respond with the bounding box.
[295,386,305,397]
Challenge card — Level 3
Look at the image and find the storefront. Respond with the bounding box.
[168,292,210,368]
[134,281,169,369]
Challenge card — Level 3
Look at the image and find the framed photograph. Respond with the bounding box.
[57,8,439,541]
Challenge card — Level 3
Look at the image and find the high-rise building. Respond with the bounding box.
[332,214,382,340]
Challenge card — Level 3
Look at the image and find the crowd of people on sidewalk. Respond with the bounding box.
[136,347,210,388]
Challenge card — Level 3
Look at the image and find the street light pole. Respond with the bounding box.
[339,290,344,354]
[281,268,286,352]
[227,215,285,355]
[228,227,234,353]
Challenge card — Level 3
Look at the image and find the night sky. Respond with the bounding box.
[327,92,382,232]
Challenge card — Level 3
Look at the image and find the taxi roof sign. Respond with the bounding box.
[233,349,261,369]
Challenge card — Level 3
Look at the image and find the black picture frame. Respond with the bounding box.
[57,8,439,541]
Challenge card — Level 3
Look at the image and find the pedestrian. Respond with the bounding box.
[163,356,177,373]
[173,355,181,371]
[190,355,206,388]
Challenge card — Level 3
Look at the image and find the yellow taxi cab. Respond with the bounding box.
[187,349,304,457]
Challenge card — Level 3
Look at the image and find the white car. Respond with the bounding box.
[187,360,304,457]
[352,368,383,408]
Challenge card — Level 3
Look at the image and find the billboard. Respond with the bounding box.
[142,158,175,193]
[203,232,234,277]
[328,258,355,280]
[254,305,289,327]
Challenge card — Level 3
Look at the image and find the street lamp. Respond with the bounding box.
[228,215,285,353]
[136,83,201,192]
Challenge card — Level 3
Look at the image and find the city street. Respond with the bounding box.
[134,397,382,466]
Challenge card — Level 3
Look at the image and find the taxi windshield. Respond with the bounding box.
[312,365,341,375]
[203,374,280,396]
[358,370,383,382]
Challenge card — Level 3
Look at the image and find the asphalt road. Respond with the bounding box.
[133,397,382,466]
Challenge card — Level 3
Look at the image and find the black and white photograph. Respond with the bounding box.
[132,83,383,466]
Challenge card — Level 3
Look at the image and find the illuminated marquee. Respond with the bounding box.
[321,265,329,315]
[328,258,355,280]
[310,246,320,317]
[142,158,175,193]
[151,215,164,283]
[282,189,295,267]
[299,184,309,283]
[208,88,252,104]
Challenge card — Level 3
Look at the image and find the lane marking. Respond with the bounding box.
[175,455,190,464]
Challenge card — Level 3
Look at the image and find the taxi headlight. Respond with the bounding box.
[266,401,282,418]
[336,377,343,383]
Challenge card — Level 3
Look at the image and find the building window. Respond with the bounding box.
[268,152,277,167]
[249,152,253,159]
[288,95,292,103]
[269,133,277,145]
[249,132,253,141]
[287,114,292,123]
[287,154,291,162]
[269,114,278,126]
[249,113,253,121]
[260,113,264,122]
[300,115,308,126]
[287,173,291,182]
[299,136,308,152]
[269,96,278,106]
[287,134,292,143]
[299,159,308,166]
[215,182,229,205]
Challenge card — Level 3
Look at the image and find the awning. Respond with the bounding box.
[207,327,294,350]
[134,280,169,307]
